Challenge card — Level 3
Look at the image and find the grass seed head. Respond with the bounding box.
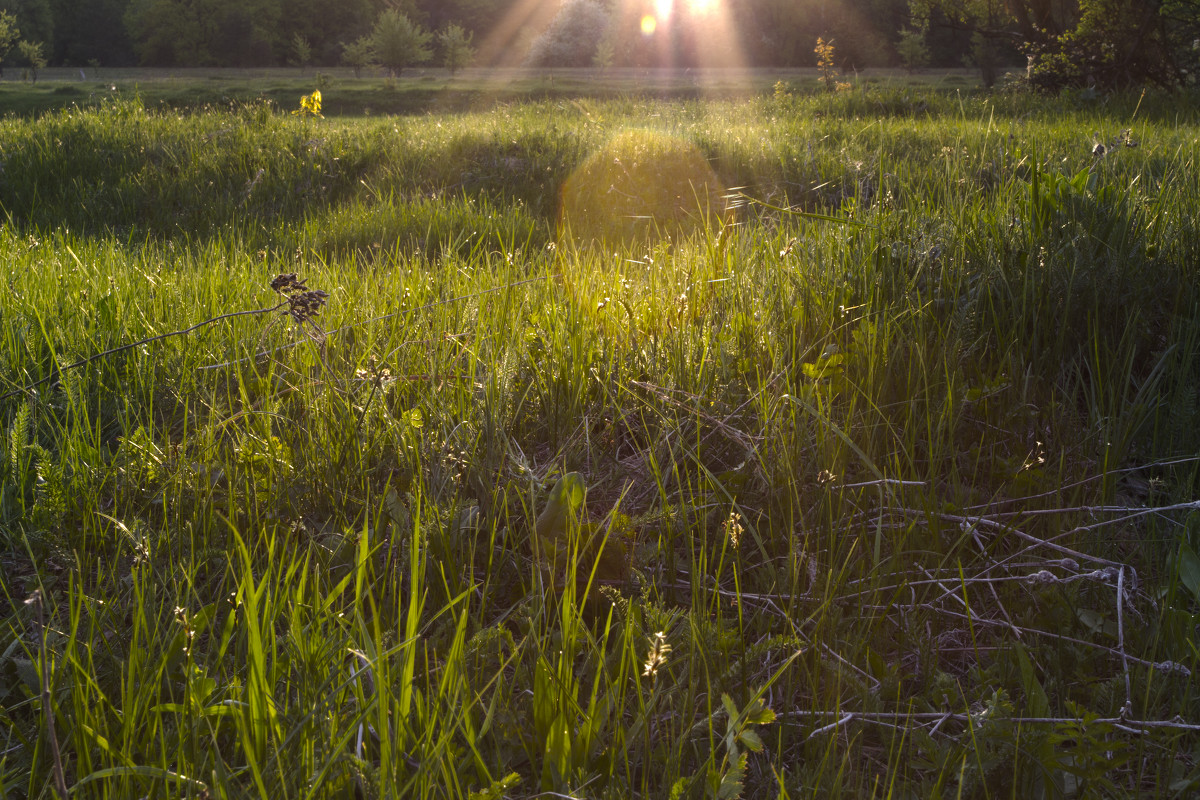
[643,631,671,680]
[724,511,744,550]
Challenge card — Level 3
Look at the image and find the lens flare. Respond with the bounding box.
[559,129,727,246]
[640,15,657,36]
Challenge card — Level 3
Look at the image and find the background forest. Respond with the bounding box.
[0,0,1198,93]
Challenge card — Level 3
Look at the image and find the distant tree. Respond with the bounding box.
[124,0,280,66]
[896,26,930,71]
[1028,0,1178,91]
[908,0,1063,45]
[908,0,1020,85]
[49,0,136,67]
[968,29,1001,85]
[341,35,375,76]
[524,0,607,67]
[743,0,814,65]
[592,36,614,69]
[18,38,44,80]
[415,0,509,40]
[911,0,1182,90]
[0,0,53,51]
[438,22,473,74]
[370,9,431,76]
[278,0,378,65]
[0,10,18,75]
[815,36,838,91]
[1161,0,1200,80]
[289,32,312,70]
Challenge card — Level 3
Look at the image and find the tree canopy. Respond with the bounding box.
[370,8,431,76]
[0,0,1194,93]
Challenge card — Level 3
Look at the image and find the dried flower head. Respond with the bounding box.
[270,272,309,294]
[287,290,329,324]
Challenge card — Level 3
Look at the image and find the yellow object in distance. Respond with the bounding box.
[293,90,323,118]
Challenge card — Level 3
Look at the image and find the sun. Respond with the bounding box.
[641,0,722,40]
[474,0,742,68]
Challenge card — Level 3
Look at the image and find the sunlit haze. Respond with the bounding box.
[477,0,742,69]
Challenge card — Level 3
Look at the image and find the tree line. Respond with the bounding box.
[0,0,1195,92]
[0,0,495,72]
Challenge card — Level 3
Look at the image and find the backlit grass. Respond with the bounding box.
[1,86,1199,798]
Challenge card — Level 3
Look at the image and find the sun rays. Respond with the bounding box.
[616,0,746,70]
[468,0,753,250]
[475,0,747,70]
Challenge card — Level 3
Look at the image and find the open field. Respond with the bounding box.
[0,67,994,117]
[1,84,1199,798]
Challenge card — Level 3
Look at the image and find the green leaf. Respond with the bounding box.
[1170,776,1200,793]
[1176,541,1200,603]
[738,729,763,752]
[1012,642,1051,718]
[534,473,587,572]
[801,354,844,381]
[469,772,520,800]
[536,473,585,536]
[1075,608,1114,638]
[718,752,747,799]
[73,765,208,791]
[745,702,775,726]
[721,693,739,722]
[384,487,408,529]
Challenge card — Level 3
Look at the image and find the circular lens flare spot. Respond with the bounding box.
[640,15,657,35]
[559,129,728,246]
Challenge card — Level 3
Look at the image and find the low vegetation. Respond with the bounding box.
[1,83,1199,798]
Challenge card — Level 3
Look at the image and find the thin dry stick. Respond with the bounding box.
[923,509,1128,571]
[657,580,881,692]
[958,456,1200,513]
[783,709,1200,733]
[837,567,1095,602]
[0,304,287,403]
[1117,566,1133,714]
[698,369,784,445]
[1,273,332,404]
[857,602,1189,676]
[807,712,855,741]
[199,275,553,371]
[629,380,761,449]
[834,478,927,490]
[974,499,1200,523]
[26,590,69,800]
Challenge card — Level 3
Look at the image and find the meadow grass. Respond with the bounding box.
[0,85,1199,798]
[0,67,991,118]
